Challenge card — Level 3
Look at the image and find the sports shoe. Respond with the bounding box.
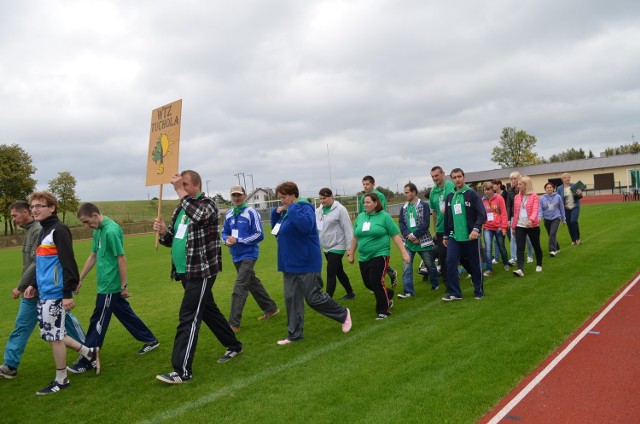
[550,251,556,257]
[397,293,414,299]
[509,259,516,266]
[389,270,398,288]
[536,266,543,272]
[230,325,240,332]
[36,378,70,395]
[483,270,492,277]
[257,308,280,321]
[375,313,390,320]
[527,257,534,263]
[340,292,356,300]
[277,338,294,345]
[431,284,440,290]
[503,265,511,272]
[138,340,160,355]
[388,300,394,309]
[475,295,484,300]
[156,371,191,384]
[513,269,525,277]
[491,258,499,264]
[0,364,17,379]
[67,360,93,374]
[217,347,243,363]
[342,309,352,333]
[88,347,101,375]
[441,295,462,301]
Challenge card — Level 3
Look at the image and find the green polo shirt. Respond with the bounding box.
[93,216,126,294]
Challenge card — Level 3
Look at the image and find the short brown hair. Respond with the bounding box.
[276,181,299,198]
[318,187,332,197]
[29,191,58,214]
[181,170,202,189]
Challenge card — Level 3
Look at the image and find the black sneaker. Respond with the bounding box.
[431,284,440,291]
[138,340,160,355]
[389,270,398,288]
[156,371,191,384]
[0,364,17,379]
[36,378,70,395]
[441,295,462,301]
[340,293,356,301]
[67,360,93,374]
[217,347,243,363]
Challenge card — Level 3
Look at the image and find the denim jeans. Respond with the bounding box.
[483,229,509,271]
[402,249,439,294]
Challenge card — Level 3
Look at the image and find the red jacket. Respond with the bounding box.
[511,193,540,229]
[482,194,508,231]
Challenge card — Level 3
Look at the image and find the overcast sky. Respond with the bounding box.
[2,0,639,201]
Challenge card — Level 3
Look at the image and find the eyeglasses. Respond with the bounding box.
[29,204,49,210]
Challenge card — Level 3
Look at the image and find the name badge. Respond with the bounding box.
[362,222,371,232]
[409,214,416,227]
[454,204,462,215]
[316,220,324,231]
[271,223,281,235]
[439,201,445,213]
[231,229,239,238]
[175,223,188,239]
[519,207,528,218]
[487,212,494,221]
[547,203,556,211]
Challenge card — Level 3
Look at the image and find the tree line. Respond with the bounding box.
[0,144,79,235]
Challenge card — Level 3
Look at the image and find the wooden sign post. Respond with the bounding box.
[146,99,182,249]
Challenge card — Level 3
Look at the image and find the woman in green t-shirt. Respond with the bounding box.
[347,193,410,320]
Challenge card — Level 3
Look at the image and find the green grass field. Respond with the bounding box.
[0,202,638,423]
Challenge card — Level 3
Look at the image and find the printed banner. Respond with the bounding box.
[146,99,182,186]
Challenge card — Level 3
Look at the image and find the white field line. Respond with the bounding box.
[487,273,640,424]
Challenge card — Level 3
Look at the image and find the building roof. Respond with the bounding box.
[465,153,640,182]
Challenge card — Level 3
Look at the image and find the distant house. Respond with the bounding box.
[247,187,276,210]
[464,153,640,193]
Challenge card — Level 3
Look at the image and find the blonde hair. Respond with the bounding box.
[561,172,571,179]
[482,181,494,191]
[520,176,534,195]
[509,171,521,179]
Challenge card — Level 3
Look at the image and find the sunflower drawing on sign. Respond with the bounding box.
[151,134,174,175]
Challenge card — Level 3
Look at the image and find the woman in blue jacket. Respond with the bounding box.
[271,181,352,345]
[557,173,583,245]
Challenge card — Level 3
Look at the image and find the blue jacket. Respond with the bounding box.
[271,201,322,273]
[222,206,264,262]
[557,184,583,210]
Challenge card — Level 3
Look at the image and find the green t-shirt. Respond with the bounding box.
[429,179,455,233]
[451,186,471,242]
[353,210,399,262]
[171,209,189,274]
[92,216,126,294]
[358,189,387,213]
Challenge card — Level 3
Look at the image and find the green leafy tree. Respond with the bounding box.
[604,142,640,156]
[588,150,595,158]
[48,171,80,223]
[491,127,542,168]
[376,186,395,201]
[0,144,37,235]
[548,147,587,162]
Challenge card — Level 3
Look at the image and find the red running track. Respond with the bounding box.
[480,272,640,424]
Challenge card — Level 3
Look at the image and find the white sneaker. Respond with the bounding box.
[536,266,542,272]
[527,257,534,263]
[491,259,498,264]
[513,269,524,277]
[550,251,556,257]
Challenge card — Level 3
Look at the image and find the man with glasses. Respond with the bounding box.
[0,201,86,381]
[24,192,99,395]
[222,185,279,332]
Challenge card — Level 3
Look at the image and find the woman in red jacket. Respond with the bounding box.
[511,176,544,277]
[481,182,509,276]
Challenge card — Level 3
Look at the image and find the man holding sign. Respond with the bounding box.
[154,171,243,384]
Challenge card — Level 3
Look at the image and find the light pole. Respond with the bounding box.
[206,180,211,197]
[247,173,254,193]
